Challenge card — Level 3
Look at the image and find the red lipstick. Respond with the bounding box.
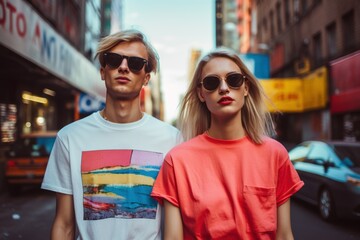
[218,96,234,105]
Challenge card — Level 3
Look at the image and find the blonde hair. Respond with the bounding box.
[178,48,275,144]
[95,29,159,73]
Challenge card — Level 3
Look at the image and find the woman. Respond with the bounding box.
[151,48,304,240]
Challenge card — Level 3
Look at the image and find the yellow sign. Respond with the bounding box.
[302,67,328,110]
[260,67,328,112]
[260,78,303,112]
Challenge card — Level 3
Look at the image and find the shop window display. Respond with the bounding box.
[0,104,17,143]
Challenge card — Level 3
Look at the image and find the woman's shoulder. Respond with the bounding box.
[260,137,288,152]
[168,134,204,153]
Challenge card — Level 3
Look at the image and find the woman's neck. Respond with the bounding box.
[208,114,245,140]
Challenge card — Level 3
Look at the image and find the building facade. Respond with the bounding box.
[0,0,110,190]
[216,0,239,50]
[253,0,360,143]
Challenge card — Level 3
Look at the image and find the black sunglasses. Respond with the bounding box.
[199,72,246,91]
[103,52,148,72]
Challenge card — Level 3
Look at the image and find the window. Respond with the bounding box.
[20,91,56,135]
[276,2,282,33]
[284,0,290,26]
[342,10,355,52]
[293,0,300,22]
[262,17,268,41]
[258,24,262,43]
[84,0,101,62]
[326,22,337,58]
[0,104,17,143]
[308,143,331,164]
[313,32,322,66]
[263,17,268,32]
[288,145,309,162]
[301,0,308,15]
[270,10,274,37]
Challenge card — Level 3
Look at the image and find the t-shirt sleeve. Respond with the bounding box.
[276,154,304,206]
[41,134,73,195]
[151,154,179,207]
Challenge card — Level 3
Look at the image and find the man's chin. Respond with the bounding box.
[109,91,141,101]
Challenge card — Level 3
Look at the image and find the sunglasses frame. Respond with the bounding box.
[103,52,148,72]
[199,72,247,92]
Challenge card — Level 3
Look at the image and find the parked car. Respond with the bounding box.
[288,140,360,221]
[5,131,56,194]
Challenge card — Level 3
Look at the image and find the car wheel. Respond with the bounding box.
[318,188,335,221]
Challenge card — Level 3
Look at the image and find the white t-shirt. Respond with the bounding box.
[41,112,181,240]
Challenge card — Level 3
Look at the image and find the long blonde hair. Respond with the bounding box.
[178,48,275,144]
[95,29,159,74]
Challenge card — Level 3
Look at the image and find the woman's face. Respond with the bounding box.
[197,57,248,119]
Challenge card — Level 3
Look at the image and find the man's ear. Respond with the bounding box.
[100,67,105,80]
[143,73,151,86]
[197,88,205,102]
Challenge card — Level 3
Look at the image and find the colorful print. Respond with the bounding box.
[81,149,163,220]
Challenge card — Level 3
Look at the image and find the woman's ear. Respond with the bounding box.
[197,87,205,102]
[244,82,249,96]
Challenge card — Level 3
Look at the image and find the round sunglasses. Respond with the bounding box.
[103,52,148,72]
[199,72,246,91]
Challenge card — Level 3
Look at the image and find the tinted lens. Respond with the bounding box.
[128,57,146,72]
[105,53,123,69]
[201,73,245,91]
[202,76,220,91]
[226,73,244,88]
[104,53,147,72]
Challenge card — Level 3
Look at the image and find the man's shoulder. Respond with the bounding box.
[146,114,179,132]
[57,113,96,137]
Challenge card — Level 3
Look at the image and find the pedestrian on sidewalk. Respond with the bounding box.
[151,48,304,240]
[42,29,181,240]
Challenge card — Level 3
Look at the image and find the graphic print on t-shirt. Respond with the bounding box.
[81,149,163,220]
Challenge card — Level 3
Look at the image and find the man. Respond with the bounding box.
[41,29,181,240]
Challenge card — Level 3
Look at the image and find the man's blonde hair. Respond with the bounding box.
[178,48,275,144]
[95,29,159,73]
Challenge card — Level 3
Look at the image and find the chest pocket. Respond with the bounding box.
[243,185,276,233]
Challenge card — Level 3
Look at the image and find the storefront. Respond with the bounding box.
[0,0,105,143]
[0,0,106,190]
[330,50,360,142]
[260,66,330,144]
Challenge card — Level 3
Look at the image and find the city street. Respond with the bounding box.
[0,186,359,240]
[0,187,55,240]
[1,0,360,239]
[291,198,360,239]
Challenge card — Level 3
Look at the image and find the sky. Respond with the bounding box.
[122,0,215,123]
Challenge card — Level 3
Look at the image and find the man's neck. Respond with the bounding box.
[102,99,143,123]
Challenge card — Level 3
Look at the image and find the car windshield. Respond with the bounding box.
[333,144,360,168]
[7,136,56,158]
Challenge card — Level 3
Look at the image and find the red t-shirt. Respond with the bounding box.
[151,133,304,240]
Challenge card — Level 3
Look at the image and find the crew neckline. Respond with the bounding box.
[95,111,149,130]
[202,131,249,145]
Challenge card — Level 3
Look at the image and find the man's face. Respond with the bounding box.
[100,41,151,101]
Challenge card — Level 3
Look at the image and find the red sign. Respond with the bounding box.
[330,50,360,93]
[330,50,360,113]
